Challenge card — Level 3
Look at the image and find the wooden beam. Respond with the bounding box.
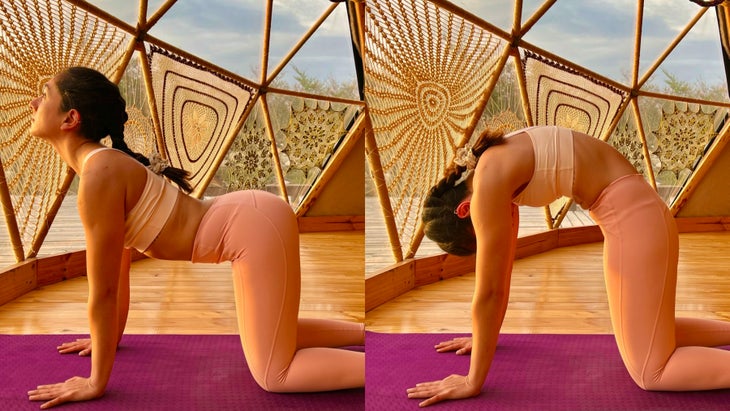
[364,114,404,262]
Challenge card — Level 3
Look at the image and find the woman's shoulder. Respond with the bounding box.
[474,133,534,192]
[82,148,143,173]
[79,149,147,193]
[479,131,530,159]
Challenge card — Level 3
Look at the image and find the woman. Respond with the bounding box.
[25,67,364,409]
[407,125,730,407]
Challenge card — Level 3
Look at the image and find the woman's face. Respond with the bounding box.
[28,76,66,139]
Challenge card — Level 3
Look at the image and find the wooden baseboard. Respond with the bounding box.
[0,250,87,307]
[675,216,730,232]
[0,215,364,307]
[0,259,37,307]
[2,216,727,310]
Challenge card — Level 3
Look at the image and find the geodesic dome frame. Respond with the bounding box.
[0,0,365,266]
[359,0,730,267]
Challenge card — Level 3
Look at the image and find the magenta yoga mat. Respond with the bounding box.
[1,334,363,410]
[365,332,730,410]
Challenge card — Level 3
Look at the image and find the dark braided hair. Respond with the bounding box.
[422,128,506,256]
[55,67,193,193]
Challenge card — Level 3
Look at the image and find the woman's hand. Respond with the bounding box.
[435,336,472,355]
[57,338,91,356]
[28,376,104,409]
[406,374,481,407]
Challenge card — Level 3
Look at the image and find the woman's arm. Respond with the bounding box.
[29,163,127,408]
[433,204,519,356]
[80,165,128,392]
[57,248,130,356]
[467,197,517,387]
[407,165,519,407]
[117,248,131,345]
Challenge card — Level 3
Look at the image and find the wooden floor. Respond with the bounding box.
[0,231,363,334]
[2,195,730,336]
[3,229,730,337]
[366,231,730,334]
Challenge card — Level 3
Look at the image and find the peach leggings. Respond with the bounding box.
[589,174,730,390]
[191,190,364,392]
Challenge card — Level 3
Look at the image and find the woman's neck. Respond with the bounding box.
[49,134,102,174]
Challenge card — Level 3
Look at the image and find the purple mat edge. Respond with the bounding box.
[1,333,364,411]
[364,331,730,411]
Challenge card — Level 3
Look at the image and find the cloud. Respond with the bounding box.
[449,0,723,84]
[86,0,723,87]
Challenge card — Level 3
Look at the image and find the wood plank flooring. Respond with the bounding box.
[0,231,363,334]
[0,195,86,267]
[3,194,730,338]
[4,230,730,337]
[366,231,730,334]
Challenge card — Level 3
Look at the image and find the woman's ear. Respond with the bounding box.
[454,200,471,219]
[60,109,81,131]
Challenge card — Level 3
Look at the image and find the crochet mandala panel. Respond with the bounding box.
[609,116,648,176]
[364,0,506,257]
[118,61,158,159]
[122,106,158,159]
[523,50,629,226]
[148,45,257,193]
[609,101,726,203]
[214,95,359,208]
[523,50,628,138]
[0,0,130,259]
[278,97,360,206]
[99,105,158,162]
[218,104,276,192]
[654,103,723,185]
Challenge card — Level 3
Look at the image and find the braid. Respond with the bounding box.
[111,134,193,193]
[159,164,193,194]
[109,135,193,193]
[421,127,507,256]
[110,129,149,166]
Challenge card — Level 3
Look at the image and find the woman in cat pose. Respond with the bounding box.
[408,125,730,407]
[26,67,364,409]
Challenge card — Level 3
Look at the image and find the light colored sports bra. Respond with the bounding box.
[511,126,575,207]
[83,148,179,252]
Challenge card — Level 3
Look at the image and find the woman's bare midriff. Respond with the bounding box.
[571,132,638,209]
[143,194,215,261]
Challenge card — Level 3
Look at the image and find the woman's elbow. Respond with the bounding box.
[472,288,507,309]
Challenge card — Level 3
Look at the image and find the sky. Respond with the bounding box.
[455,0,726,87]
[86,0,727,91]
[87,0,358,87]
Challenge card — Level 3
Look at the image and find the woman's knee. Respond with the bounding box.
[628,369,666,391]
[251,372,293,393]
[630,375,651,391]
